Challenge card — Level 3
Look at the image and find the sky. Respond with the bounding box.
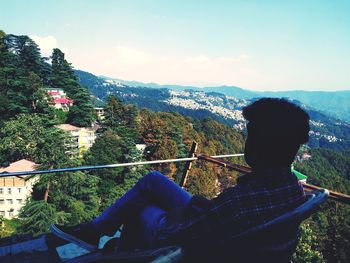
[1,0,350,91]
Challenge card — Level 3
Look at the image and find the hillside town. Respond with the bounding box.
[164,90,246,124]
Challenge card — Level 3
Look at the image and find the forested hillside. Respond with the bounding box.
[1,31,349,262]
[0,33,94,127]
[0,31,245,235]
[76,70,350,152]
[294,149,350,262]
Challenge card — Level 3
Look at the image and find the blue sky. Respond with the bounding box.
[2,0,350,91]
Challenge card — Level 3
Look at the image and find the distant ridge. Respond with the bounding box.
[96,73,349,122]
[76,69,350,152]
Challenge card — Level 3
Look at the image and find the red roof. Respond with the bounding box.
[48,91,60,95]
[53,98,73,104]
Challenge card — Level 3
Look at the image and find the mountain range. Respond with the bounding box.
[75,69,350,152]
[100,74,350,123]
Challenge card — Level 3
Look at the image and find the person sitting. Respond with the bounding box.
[51,98,310,257]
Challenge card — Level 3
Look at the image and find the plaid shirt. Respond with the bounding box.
[158,168,305,245]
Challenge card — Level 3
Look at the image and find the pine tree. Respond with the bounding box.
[50,48,94,127]
[46,169,100,225]
[84,129,125,210]
[0,32,51,122]
[292,223,325,263]
[4,34,42,75]
[103,95,125,129]
[68,86,94,127]
[17,200,69,236]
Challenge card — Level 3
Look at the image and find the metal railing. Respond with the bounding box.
[1,151,349,205]
[0,154,244,178]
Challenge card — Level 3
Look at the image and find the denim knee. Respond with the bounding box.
[137,171,166,190]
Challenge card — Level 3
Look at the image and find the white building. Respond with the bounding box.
[0,159,38,219]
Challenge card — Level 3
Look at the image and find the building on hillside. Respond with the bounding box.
[301,152,312,160]
[291,165,308,183]
[56,124,80,157]
[78,124,100,157]
[46,88,74,112]
[50,98,74,111]
[94,107,105,120]
[0,159,38,219]
[295,152,312,163]
[46,88,66,99]
[56,124,99,158]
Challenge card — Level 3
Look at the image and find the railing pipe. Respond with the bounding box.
[0,157,198,178]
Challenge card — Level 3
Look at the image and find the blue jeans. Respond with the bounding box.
[92,171,192,249]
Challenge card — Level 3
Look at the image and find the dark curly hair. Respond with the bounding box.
[243,98,310,168]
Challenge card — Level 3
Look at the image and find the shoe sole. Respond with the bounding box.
[50,224,98,252]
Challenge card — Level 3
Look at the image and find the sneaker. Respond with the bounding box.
[50,222,100,251]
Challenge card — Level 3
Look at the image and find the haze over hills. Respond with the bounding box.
[100,74,350,122]
[76,69,350,152]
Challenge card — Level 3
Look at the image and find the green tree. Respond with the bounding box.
[0,114,70,203]
[0,32,51,122]
[0,216,20,238]
[17,200,69,236]
[46,168,100,225]
[4,34,42,75]
[186,162,219,198]
[50,48,76,92]
[292,223,325,263]
[53,109,68,124]
[84,130,125,209]
[294,149,350,262]
[0,114,66,163]
[0,114,99,233]
[26,72,51,114]
[103,95,125,129]
[50,48,94,127]
[102,95,139,139]
[68,86,94,127]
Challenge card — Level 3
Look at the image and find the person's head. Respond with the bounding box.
[243,98,309,169]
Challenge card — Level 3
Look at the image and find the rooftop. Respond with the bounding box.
[56,124,81,132]
[292,169,308,181]
[45,88,64,91]
[0,159,37,173]
[52,98,73,104]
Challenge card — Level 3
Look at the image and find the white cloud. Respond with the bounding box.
[70,45,257,88]
[184,55,217,70]
[238,54,251,60]
[30,35,58,57]
[219,54,251,63]
[114,46,151,66]
[30,35,70,58]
